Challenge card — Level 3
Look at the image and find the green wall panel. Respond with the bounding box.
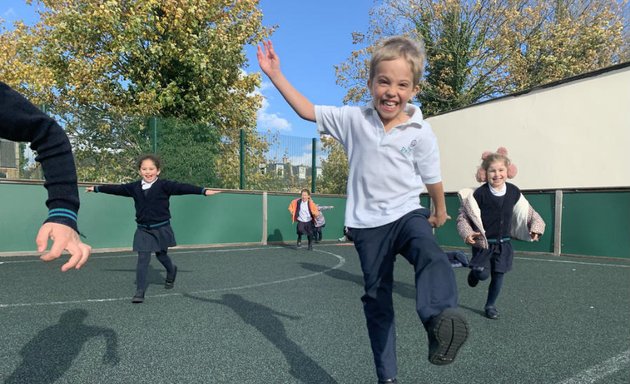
[2,182,628,259]
[562,191,630,258]
[0,184,48,252]
[511,192,554,253]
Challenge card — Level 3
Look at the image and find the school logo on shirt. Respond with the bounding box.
[399,140,418,157]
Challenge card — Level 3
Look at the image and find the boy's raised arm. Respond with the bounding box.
[257,40,315,122]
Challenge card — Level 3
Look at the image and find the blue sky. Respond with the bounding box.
[1,0,374,138]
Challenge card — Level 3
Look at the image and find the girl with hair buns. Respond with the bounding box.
[456,147,545,319]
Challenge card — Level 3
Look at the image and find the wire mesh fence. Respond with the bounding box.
[0,111,341,193]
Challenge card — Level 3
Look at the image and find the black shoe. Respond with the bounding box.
[307,242,313,251]
[467,270,479,287]
[296,241,302,249]
[165,265,178,289]
[427,308,469,365]
[485,306,499,319]
[131,290,145,304]
[378,379,397,384]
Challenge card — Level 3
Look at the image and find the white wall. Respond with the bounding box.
[428,65,630,192]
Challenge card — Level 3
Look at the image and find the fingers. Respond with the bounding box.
[36,223,66,259]
[40,235,66,262]
[36,223,92,271]
[35,224,52,253]
[60,242,91,272]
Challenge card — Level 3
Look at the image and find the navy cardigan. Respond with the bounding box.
[95,179,206,225]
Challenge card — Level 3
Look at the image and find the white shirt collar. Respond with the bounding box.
[141,178,158,190]
[365,101,424,129]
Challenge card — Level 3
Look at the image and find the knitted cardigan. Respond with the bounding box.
[456,187,545,249]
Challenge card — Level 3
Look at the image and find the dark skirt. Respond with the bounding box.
[133,225,176,252]
[469,242,513,273]
[296,221,313,236]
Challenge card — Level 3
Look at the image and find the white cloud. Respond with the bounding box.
[257,93,291,132]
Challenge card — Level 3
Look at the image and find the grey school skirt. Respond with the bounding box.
[469,240,514,273]
[133,225,176,252]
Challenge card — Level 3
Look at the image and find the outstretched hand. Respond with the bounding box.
[204,189,221,196]
[257,40,281,77]
[36,222,92,271]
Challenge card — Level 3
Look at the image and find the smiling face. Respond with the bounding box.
[486,160,508,190]
[300,190,310,202]
[139,159,160,183]
[367,57,420,130]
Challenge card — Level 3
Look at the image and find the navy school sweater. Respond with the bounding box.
[94,179,206,225]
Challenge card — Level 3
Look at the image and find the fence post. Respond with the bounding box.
[311,137,317,193]
[554,189,563,255]
[240,129,245,190]
[148,116,158,154]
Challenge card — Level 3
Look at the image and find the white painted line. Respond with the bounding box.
[516,256,630,268]
[0,246,288,264]
[0,249,345,309]
[557,350,630,384]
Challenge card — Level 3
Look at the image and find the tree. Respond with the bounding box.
[318,135,348,195]
[0,0,271,186]
[336,0,628,116]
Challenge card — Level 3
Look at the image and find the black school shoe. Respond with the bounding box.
[165,265,178,289]
[131,290,145,304]
[427,308,469,365]
[467,270,479,287]
[485,306,499,320]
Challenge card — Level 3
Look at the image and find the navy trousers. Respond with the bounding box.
[350,209,458,380]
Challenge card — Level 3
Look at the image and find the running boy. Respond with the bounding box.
[258,36,468,383]
[0,81,91,271]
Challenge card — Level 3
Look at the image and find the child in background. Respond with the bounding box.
[259,36,468,384]
[86,154,220,303]
[288,189,320,250]
[0,81,91,271]
[313,205,334,243]
[457,147,545,319]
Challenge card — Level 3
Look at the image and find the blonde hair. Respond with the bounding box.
[369,36,426,86]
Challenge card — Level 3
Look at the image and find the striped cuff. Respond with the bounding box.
[48,208,78,223]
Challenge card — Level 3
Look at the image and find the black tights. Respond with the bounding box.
[136,250,175,292]
[472,269,505,309]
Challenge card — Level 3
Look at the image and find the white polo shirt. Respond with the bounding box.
[315,103,442,228]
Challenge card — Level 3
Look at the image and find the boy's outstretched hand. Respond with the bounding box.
[36,222,92,271]
[204,189,221,196]
[257,40,281,77]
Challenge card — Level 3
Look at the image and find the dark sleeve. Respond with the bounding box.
[95,183,135,197]
[161,180,205,196]
[0,82,80,231]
